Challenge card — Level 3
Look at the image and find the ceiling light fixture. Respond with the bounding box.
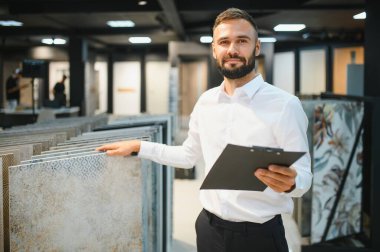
[200,36,213,43]
[259,37,277,43]
[107,20,135,27]
[41,38,67,45]
[138,0,147,5]
[0,20,23,26]
[353,12,366,19]
[129,37,152,44]
[274,24,306,32]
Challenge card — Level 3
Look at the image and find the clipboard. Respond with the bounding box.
[200,144,306,191]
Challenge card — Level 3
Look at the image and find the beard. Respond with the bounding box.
[216,48,256,79]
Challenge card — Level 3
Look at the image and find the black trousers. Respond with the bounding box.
[195,209,289,252]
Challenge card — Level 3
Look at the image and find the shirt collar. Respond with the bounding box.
[217,74,264,101]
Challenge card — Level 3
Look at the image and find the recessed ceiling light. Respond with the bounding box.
[53,38,66,45]
[0,20,23,26]
[107,20,135,27]
[274,24,306,32]
[138,0,147,5]
[41,38,66,45]
[200,36,213,43]
[353,12,366,19]
[41,38,54,45]
[259,37,277,43]
[129,37,151,44]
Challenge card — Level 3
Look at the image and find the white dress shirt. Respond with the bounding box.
[138,74,312,223]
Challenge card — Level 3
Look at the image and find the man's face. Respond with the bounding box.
[212,19,260,79]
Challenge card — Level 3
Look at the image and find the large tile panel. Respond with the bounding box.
[9,153,145,252]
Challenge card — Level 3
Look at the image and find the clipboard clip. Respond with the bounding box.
[250,145,284,153]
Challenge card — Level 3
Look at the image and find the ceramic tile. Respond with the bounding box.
[1,153,16,252]
[0,151,20,166]
[0,136,53,151]
[0,145,34,163]
[311,101,364,243]
[22,151,99,164]
[32,143,43,156]
[0,157,3,252]
[9,153,144,251]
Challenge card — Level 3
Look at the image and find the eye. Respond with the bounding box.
[237,39,248,44]
[218,40,229,46]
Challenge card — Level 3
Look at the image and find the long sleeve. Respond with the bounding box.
[274,97,313,198]
[138,105,203,169]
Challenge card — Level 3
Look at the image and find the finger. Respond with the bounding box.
[254,171,283,191]
[96,143,119,151]
[255,170,294,191]
[256,169,294,185]
[268,165,297,177]
[260,173,290,188]
[258,174,292,192]
[106,149,124,156]
[263,179,286,193]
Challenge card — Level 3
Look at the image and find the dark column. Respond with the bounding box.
[294,49,300,95]
[326,46,333,92]
[43,64,50,103]
[107,52,113,114]
[69,37,87,115]
[140,53,146,113]
[260,42,274,84]
[364,1,380,251]
[0,37,5,109]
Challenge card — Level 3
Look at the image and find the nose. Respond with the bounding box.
[227,42,239,56]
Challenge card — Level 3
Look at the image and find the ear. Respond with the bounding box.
[212,42,217,59]
[255,39,261,56]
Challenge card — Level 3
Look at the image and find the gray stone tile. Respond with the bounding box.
[0,157,3,252]
[0,144,34,162]
[22,151,99,164]
[1,153,16,252]
[9,153,144,251]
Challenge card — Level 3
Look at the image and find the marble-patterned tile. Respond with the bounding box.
[1,153,16,252]
[0,157,3,252]
[31,143,43,156]
[0,144,34,162]
[22,151,99,164]
[9,153,144,251]
[0,150,20,166]
[0,139,51,152]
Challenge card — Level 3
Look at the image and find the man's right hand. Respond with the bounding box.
[96,140,141,156]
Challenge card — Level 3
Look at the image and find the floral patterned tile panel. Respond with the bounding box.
[311,101,363,243]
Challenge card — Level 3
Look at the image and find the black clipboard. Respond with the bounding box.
[200,144,306,191]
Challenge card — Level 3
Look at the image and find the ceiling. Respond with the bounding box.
[0,0,366,51]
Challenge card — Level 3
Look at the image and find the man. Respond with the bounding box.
[53,74,67,107]
[97,8,312,252]
[6,68,27,109]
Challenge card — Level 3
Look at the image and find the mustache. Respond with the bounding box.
[222,56,246,64]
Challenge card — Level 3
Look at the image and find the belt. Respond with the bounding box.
[203,209,282,233]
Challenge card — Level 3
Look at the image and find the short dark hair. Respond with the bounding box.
[213,8,258,35]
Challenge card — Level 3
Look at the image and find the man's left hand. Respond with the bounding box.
[254,165,297,193]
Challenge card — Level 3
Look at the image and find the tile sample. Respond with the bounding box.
[311,101,364,243]
[0,157,3,252]
[1,153,16,252]
[9,153,144,252]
